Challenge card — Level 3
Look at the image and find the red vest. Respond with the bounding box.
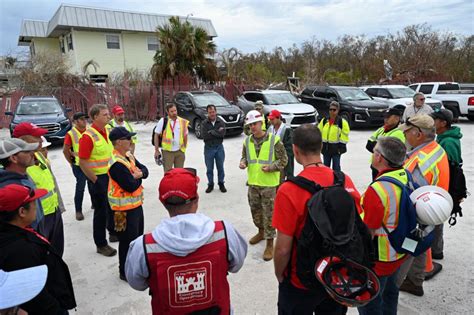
[144,221,231,315]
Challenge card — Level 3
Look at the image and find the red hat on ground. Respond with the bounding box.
[159,168,200,205]
[268,109,282,119]
[13,122,47,138]
[0,184,48,212]
[112,106,125,115]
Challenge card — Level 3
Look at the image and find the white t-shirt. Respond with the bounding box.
[155,117,187,152]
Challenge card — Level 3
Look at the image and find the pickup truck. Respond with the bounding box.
[408,82,474,121]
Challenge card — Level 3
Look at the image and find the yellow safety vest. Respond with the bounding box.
[109,119,138,143]
[368,126,405,163]
[27,152,59,216]
[83,127,114,175]
[161,117,189,153]
[68,127,85,166]
[318,117,350,144]
[362,169,408,262]
[244,133,280,187]
[107,150,144,211]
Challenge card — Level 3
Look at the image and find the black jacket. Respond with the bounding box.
[0,222,76,314]
[109,157,149,193]
[201,118,225,146]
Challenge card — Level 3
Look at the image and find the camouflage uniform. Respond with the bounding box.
[241,133,288,239]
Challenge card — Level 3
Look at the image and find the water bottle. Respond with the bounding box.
[155,155,163,166]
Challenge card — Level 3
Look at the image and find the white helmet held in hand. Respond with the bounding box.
[410,185,453,226]
[245,110,264,125]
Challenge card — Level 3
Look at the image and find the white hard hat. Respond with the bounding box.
[41,136,51,148]
[409,185,453,225]
[245,110,264,125]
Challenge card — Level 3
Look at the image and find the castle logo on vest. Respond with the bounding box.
[168,261,212,307]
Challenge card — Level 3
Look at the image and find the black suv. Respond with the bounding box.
[6,96,71,142]
[173,91,244,139]
[300,86,388,127]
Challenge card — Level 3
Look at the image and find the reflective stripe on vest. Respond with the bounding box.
[404,141,448,188]
[318,118,349,144]
[83,127,113,175]
[26,152,59,215]
[161,117,188,152]
[109,120,138,143]
[368,169,407,262]
[107,150,144,211]
[245,133,280,187]
[68,127,83,166]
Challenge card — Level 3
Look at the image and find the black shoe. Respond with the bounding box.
[119,273,127,282]
[206,185,214,193]
[425,262,443,281]
[75,212,84,221]
[219,183,227,193]
[109,234,119,243]
[96,245,117,257]
[399,278,424,296]
[432,252,444,260]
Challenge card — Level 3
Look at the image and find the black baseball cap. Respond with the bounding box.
[431,109,453,125]
[109,126,137,141]
[384,108,402,118]
[73,112,88,120]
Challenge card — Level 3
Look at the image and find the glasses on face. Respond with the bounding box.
[417,98,425,101]
[329,108,338,112]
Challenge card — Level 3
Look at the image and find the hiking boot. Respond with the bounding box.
[219,183,227,193]
[109,234,119,243]
[96,245,117,257]
[425,262,443,281]
[249,229,264,245]
[75,212,84,221]
[432,252,444,260]
[206,185,214,193]
[399,278,424,296]
[119,273,127,282]
[263,239,274,261]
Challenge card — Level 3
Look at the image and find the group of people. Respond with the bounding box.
[0,90,466,314]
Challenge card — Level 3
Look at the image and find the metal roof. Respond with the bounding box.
[18,4,217,46]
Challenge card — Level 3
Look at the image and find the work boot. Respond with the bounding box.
[219,183,227,193]
[96,245,117,257]
[109,234,119,243]
[75,212,84,221]
[206,185,214,193]
[263,239,274,261]
[425,262,443,281]
[399,278,424,296]
[249,229,264,245]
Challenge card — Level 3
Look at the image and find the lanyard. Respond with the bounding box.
[170,119,178,137]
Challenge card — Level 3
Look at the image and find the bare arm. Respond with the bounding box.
[274,230,293,282]
[79,158,97,183]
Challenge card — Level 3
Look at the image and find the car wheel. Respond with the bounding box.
[467,115,474,122]
[339,112,352,128]
[194,119,203,139]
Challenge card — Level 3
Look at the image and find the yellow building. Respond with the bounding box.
[18,4,217,81]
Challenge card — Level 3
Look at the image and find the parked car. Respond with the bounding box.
[236,90,318,128]
[300,86,388,127]
[6,96,72,142]
[361,85,443,114]
[408,82,474,121]
[173,91,244,139]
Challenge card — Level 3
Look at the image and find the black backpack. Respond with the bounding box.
[286,171,374,291]
[151,117,168,146]
[448,161,468,226]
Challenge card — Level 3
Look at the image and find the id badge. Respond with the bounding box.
[402,237,418,253]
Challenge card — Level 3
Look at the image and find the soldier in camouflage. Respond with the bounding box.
[239,110,287,261]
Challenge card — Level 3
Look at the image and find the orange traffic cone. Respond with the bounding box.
[425,248,433,272]
[425,248,443,281]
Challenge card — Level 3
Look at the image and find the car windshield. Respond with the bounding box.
[264,93,300,105]
[387,87,415,99]
[16,100,62,115]
[193,93,230,107]
[338,89,372,101]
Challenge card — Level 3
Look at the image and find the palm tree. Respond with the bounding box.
[151,16,217,82]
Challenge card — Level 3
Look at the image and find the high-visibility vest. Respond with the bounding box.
[318,117,350,145]
[107,150,144,211]
[161,117,189,153]
[82,127,114,175]
[109,119,138,143]
[404,141,449,190]
[244,133,281,187]
[144,221,230,315]
[27,152,59,216]
[369,126,405,162]
[362,169,408,262]
[67,126,85,166]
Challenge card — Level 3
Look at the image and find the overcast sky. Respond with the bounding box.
[1,0,473,56]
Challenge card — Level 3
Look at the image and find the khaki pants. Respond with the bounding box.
[396,250,427,287]
[162,150,185,172]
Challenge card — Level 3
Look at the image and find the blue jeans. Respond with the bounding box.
[358,270,400,315]
[72,165,87,213]
[323,153,341,171]
[204,144,225,185]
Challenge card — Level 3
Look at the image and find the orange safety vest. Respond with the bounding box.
[107,150,144,211]
[404,141,449,190]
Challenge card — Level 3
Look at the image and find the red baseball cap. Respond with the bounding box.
[159,168,200,205]
[112,106,125,115]
[13,122,47,138]
[0,184,48,212]
[268,109,282,119]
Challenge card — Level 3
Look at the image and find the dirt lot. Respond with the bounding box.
[2,118,472,314]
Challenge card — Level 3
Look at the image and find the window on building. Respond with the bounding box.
[60,38,65,53]
[147,36,159,51]
[106,34,120,49]
[67,34,73,50]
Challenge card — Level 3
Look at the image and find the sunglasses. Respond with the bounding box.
[417,98,425,101]
[374,149,400,167]
[329,108,338,112]
[405,118,422,132]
